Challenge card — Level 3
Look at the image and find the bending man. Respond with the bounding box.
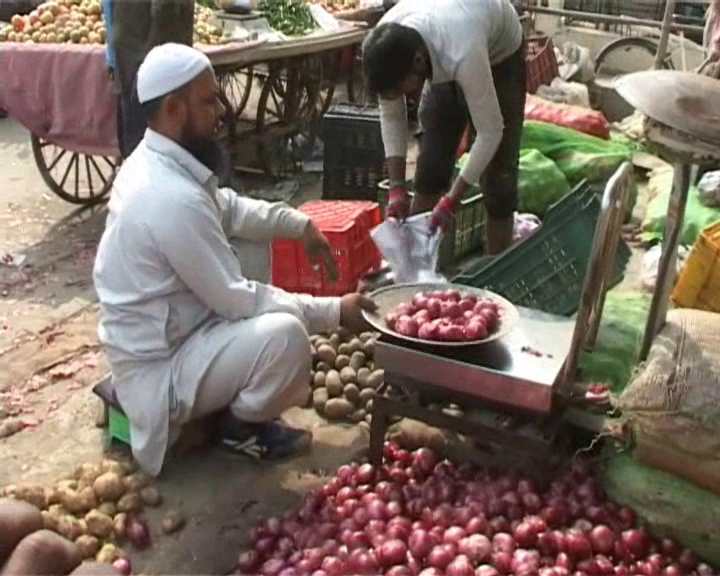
[363,0,526,254]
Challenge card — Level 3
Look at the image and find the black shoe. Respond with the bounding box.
[218,417,312,460]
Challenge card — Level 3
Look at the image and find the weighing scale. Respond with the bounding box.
[615,70,720,359]
[365,165,636,473]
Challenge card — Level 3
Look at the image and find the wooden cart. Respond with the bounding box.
[0,25,367,205]
[210,26,367,175]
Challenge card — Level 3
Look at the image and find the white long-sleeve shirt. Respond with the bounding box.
[376,0,522,185]
[93,129,341,474]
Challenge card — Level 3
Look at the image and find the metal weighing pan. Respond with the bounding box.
[362,282,519,348]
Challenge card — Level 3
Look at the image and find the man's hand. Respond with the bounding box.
[429,194,458,233]
[386,186,411,221]
[303,221,338,282]
[340,293,377,334]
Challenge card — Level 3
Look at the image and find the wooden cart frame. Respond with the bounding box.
[13,27,367,206]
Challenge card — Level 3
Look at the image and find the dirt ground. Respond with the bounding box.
[0,115,375,575]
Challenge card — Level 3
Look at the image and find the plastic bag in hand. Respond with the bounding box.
[513,213,542,244]
[371,213,446,283]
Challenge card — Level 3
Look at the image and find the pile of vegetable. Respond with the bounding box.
[258,0,317,36]
[0,458,185,571]
[309,0,361,14]
[0,0,226,45]
[0,0,105,45]
[193,4,227,45]
[235,444,715,575]
[385,290,501,342]
[310,331,383,424]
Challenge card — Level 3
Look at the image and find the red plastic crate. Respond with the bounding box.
[526,35,559,94]
[272,201,382,296]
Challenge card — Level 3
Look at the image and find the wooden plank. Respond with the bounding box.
[207,28,367,68]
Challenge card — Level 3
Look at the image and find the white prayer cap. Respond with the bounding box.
[136,43,212,104]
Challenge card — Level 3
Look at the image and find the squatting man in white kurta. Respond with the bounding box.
[93,43,377,476]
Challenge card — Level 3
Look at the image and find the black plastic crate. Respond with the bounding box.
[322,103,386,202]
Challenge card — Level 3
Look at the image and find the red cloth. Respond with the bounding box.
[0,43,119,156]
[0,40,263,157]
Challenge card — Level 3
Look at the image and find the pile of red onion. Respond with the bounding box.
[235,443,715,576]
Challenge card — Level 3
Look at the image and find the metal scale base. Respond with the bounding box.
[369,307,576,478]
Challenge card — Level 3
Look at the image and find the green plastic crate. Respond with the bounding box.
[108,406,131,446]
[377,181,486,269]
[453,182,631,316]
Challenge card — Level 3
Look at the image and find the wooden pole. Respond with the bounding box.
[655,0,677,69]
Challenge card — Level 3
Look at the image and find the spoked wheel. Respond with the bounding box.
[317,52,339,116]
[217,67,255,119]
[256,66,302,131]
[31,135,118,205]
[347,50,376,106]
[256,62,321,176]
[594,36,674,78]
[594,36,674,121]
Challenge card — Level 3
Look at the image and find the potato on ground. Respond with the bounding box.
[161,509,186,534]
[75,535,100,559]
[92,473,124,503]
[140,487,162,508]
[116,492,142,513]
[84,510,113,539]
[121,472,152,494]
[312,388,328,413]
[324,398,354,420]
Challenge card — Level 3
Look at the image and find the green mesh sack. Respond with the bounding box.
[578,291,650,394]
[641,183,720,246]
[521,121,635,186]
[517,149,571,216]
[602,451,720,567]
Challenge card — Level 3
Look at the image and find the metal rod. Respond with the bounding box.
[640,162,692,360]
[525,6,705,35]
[655,0,677,69]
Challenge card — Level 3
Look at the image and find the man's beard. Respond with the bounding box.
[179,128,230,182]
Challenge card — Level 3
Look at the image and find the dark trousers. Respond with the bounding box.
[112,0,195,159]
[115,70,146,159]
[414,44,527,219]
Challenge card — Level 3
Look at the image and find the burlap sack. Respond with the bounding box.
[619,308,720,496]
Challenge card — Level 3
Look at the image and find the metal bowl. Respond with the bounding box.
[362,282,519,348]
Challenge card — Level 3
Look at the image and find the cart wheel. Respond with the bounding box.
[218,67,254,118]
[347,51,373,106]
[256,64,319,176]
[317,52,339,116]
[256,67,301,131]
[256,68,297,176]
[31,135,117,205]
[594,36,674,78]
[297,57,323,127]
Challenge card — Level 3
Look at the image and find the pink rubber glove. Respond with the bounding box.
[430,194,457,233]
[386,186,410,221]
